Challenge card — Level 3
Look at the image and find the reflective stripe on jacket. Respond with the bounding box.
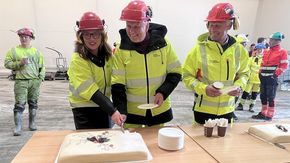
[260,45,288,77]
[4,46,45,80]
[112,39,181,116]
[68,53,112,108]
[182,32,250,115]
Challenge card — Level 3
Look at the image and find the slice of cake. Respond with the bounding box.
[57,130,151,163]
[248,124,290,143]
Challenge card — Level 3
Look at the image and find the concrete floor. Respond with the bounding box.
[1,77,290,163]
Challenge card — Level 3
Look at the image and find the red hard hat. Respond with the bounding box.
[206,3,235,22]
[120,0,151,22]
[78,12,104,31]
[17,28,35,39]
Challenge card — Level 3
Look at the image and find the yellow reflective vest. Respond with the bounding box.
[4,45,45,80]
[183,33,250,115]
[112,39,181,116]
[248,55,262,84]
[68,53,112,108]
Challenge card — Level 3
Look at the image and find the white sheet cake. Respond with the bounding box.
[248,124,290,143]
[56,130,151,163]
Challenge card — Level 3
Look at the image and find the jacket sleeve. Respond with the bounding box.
[182,47,208,95]
[111,84,127,114]
[233,45,250,90]
[275,50,288,76]
[155,73,181,100]
[111,48,127,114]
[91,90,116,116]
[38,51,46,80]
[156,39,182,99]
[68,54,99,100]
[4,48,23,70]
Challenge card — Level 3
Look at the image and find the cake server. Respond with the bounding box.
[120,121,125,133]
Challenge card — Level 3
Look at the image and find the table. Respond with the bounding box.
[12,123,290,163]
[180,123,290,163]
[12,127,217,163]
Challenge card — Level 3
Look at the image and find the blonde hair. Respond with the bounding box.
[74,31,112,60]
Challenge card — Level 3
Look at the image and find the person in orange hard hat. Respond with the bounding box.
[183,3,250,124]
[252,32,288,121]
[4,27,45,136]
[68,12,125,129]
[111,0,182,128]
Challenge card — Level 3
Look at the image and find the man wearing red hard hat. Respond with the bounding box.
[183,3,250,124]
[4,28,45,136]
[111,0,182,128]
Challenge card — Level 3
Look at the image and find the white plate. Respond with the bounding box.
[137,103,158,109]
[158,128,184,150]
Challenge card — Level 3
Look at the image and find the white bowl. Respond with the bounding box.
[158,128,184,150]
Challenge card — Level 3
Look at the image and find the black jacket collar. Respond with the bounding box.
[119,23,167,54]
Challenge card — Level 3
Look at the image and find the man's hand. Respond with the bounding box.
[206,85,222,97]
[20,58,28,66]
[227,87,242,96]
[111,110,126,126]
[154,93,164,106]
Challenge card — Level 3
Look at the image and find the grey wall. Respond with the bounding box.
[253,0,290,48]
[0,0,288,70]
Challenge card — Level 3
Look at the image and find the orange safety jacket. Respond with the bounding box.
[260,45,288,77]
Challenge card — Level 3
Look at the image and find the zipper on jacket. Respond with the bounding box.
[199,95,203,107]
[226,59,229,80]
[102,67,107,95]
[144,54,150,103]
[216,44,223,55]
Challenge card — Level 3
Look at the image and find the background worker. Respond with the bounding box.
[248,43,256,57]
[252,32,288,120]
[236,43,265,112]
[236,33,250,47]
[4,28,45,136]
[182,3,250,124]
[233,33,250,120]
[68,12,125,129]
[111,0,182,128]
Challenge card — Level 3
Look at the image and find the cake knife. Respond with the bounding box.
[120,121,125,133]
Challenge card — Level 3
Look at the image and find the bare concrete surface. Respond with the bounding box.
[0,76,290,163]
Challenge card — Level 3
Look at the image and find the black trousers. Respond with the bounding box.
[259,75,278,107]
[72,107,112,130]
[194,111,234,124]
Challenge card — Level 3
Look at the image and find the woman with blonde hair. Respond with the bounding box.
[68,12,125,129]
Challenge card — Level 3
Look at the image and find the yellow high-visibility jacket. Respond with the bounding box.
[183,33,250,116]
[248,54,262,84]
[68,53,112,108]
[112,39,181,117]
[4,45,45,80]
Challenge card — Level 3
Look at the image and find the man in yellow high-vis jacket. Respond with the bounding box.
[4,28,45,136]
[183,3,250,124]
[111,0,182,128]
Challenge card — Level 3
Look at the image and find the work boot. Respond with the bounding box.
[29,109,37,131]
[235,103,243,111]
[13,112,22,136]
[249,104,254,113]
[252,112,266,120]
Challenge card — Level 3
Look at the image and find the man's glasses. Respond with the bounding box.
[82,32,101,40]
